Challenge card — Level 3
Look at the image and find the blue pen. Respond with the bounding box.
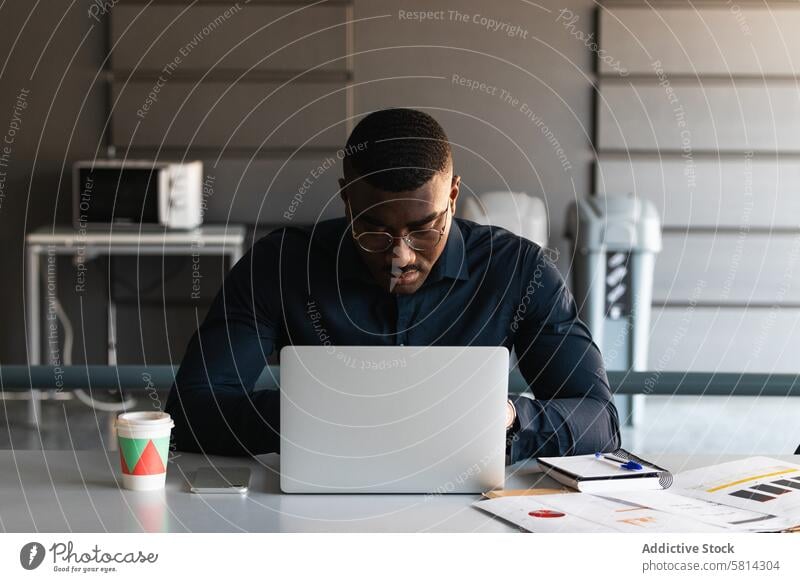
[594,452,643,471]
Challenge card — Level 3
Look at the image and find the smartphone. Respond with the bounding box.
[189,466,251,494]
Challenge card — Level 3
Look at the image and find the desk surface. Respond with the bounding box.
[1,451,797,533]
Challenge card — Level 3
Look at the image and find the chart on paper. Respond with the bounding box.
[474,493,729,533]
[597,490,797,532]
[674,457,800,517]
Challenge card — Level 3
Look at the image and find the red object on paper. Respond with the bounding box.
[529,509,566,518]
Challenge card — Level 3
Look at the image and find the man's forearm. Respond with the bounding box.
[508,394,620,463]
[164,298,280,457]
[165,385,280,456]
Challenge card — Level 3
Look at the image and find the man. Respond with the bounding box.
[165,108,620,464]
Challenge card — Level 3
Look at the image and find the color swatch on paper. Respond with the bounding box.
[729,489,775,503]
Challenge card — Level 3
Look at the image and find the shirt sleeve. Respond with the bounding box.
[164,234,282,456]
[508,244,621,464]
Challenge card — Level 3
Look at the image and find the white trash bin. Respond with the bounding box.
[565,193,662,426]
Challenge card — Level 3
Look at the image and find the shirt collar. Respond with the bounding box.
[336,217,470,285]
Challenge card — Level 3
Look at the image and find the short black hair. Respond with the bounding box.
[343,108,452,192]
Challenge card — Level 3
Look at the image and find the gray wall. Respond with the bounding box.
[596,2,800,373]
[0,0,597,364]
[5,1,797,374]
[0,1,106,364]
[6,1,798,375]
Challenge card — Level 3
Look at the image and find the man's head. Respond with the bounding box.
[339,108,460,294]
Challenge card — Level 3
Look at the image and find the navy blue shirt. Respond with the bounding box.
[165,217,621,464]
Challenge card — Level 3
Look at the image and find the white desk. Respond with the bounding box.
[2,451,797,532]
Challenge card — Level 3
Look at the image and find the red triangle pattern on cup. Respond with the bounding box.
[131,440,166,475]
[119,449,130,475]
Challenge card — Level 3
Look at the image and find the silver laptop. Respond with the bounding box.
[279,345,509,494]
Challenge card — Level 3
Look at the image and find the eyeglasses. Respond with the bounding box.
[347,200,450,253]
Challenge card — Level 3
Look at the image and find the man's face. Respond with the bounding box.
[340,170,460,294]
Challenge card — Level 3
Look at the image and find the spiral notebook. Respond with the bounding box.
[536,449,673,493]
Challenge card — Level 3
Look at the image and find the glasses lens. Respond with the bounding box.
[407,229,442,251]
[357,232,393,252]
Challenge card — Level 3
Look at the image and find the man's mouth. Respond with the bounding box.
[392,270,420,285]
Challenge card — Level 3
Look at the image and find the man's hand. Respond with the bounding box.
[505,399,516,431]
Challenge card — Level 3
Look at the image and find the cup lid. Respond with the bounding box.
[116,411,174,428]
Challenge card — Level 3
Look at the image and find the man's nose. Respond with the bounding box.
[389,238,416,267]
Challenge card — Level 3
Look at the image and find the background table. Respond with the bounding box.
[1,451,798,532]
[25,225,247,366]
[22,226,247,427]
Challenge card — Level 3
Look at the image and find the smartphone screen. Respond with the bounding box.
[190,466,251,494]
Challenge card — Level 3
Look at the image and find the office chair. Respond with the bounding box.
[459,191,548,247]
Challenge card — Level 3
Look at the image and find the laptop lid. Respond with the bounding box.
[279,345,508,494]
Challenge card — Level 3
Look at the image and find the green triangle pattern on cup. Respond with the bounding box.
[119,437,149,474]
[119,436,170,473]
[151,436,170,467]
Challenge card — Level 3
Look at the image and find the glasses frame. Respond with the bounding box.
[347,199,451,253]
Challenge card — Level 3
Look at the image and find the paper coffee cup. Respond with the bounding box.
[115,411,174,491]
